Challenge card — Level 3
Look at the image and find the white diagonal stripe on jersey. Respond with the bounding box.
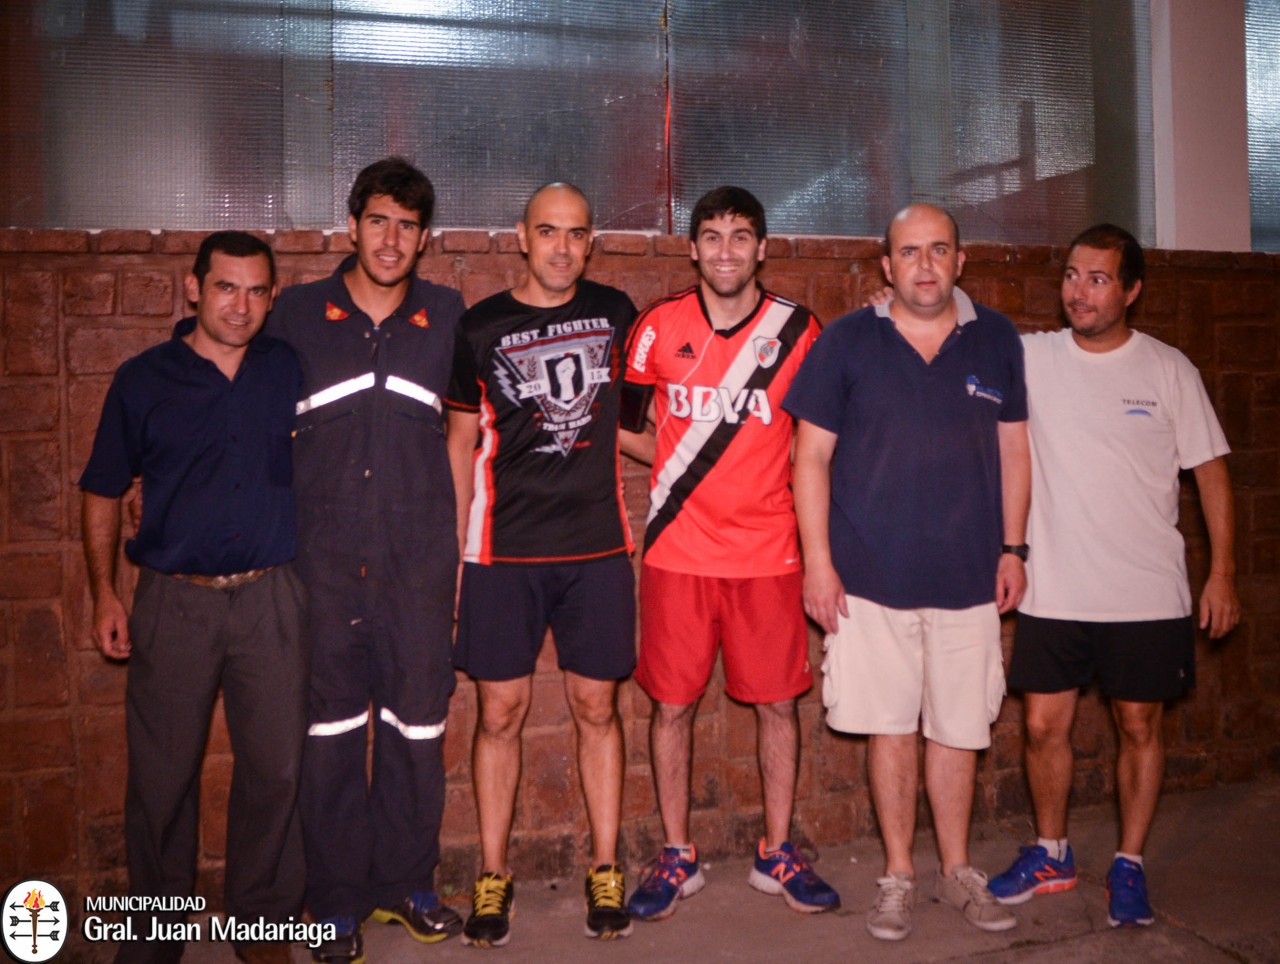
[296,372,376,415]
[648,299,796,525]
[386,375,443,414]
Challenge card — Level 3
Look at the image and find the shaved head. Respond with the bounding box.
[523,182,592,228]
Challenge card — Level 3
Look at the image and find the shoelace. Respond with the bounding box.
[473,876,510,916]
[1009,846,1046,876]
[589,869,625,909]
[640,851,689,888]
[953,868,998,905]
[874,877,913,911]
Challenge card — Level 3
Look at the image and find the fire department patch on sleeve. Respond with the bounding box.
[325,302,350,322]
[409,309,430,329]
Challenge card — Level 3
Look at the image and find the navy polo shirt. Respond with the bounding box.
[79,317,301,576]
[783,292,1027,610]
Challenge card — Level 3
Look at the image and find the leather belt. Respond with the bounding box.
[171,567,274,590]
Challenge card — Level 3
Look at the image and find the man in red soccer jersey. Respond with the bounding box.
[620,186,839,922]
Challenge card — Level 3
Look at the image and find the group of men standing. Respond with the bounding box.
[81,157,1239,961]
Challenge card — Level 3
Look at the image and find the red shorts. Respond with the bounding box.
[636,564,812,705]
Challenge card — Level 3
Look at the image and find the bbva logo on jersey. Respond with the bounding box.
[668,384,773,425]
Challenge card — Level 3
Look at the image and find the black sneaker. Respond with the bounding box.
[311,917,363,964]
[461,872,514,948]
[371,891,463,943]
[584,864,632,940]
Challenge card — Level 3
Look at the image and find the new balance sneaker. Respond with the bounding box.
[370,890,463,943]
[627,845,706,921]
[936,865,1018,933]
[1106,857,1155,927]
[584,864,632,940]
[461,872,515,948]
[989,845,1078,905]
[746,839,841,913]
[310,917,363,964]
[866,874,916,941]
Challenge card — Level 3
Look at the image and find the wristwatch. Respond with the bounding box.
[1001,544,1029,561]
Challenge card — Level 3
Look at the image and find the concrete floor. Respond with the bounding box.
[68,779,1280,963]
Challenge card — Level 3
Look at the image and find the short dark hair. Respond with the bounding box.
[523,182,593,227]
[348,156,436,227]
[689,186,767,241]
[1066,223,1144,290]
[883,204,961,255]
[192,231,275,287]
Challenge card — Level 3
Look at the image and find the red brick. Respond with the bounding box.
[1025,276,1061,317]
[1254,492,1280,532]
[1175,280,1215,368]
[120,271,175,316]
[494,232,522,254]
[963,242,1014,264]
[1219,325,1278,365]
[0,382,58,433]
[514,730,574,832]
[77,649,126,706]
[1,717,75,769]
[68,377,113,473]
[1169,249,1235,269]
[595,233,650,256]
[763,237,794,259]
[525,675,571,729]
[0,552,61,599]
[13,606,67,707]
[1140,277,1179,316]
[654,235,690,257]
[63,271,116,316]
[0,780,15,878]
[439,784,477,839]
[327,232,355,253]
[0,230,89,253]
[1014,244,1054,265]
[272,231,327,254]
[157,231,211,255]
[67,325,168,375]
[795,237,879,260]
[4,270,59,374]
[9,439,61,542]
[440,231,492,254]
[1212,278,1276,317]
[982,277,1025,316]
[78,712,127,817]
[94,230,154,254]
[461,271,513,308]
[19,772,78,872]
[763,271,808,307]
[1217,372,1254,447]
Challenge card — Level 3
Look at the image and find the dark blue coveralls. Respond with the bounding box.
[266,256,462,920]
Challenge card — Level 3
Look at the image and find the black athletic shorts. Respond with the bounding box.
[1008,613,1195,702]
[454,554,636,682]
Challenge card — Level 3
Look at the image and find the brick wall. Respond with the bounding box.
[1,227,1276,909]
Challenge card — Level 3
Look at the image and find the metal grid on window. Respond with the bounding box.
[1247,0,1280,252]
[1,0,1154,244]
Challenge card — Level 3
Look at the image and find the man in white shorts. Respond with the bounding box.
[786,203,1030,942]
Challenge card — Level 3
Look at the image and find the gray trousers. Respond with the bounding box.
[116,565,308,964]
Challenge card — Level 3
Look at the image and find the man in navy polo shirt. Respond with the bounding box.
[81,231,306,964]
[786,204,1030,943]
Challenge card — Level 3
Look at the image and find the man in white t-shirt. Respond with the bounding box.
[989,224,1240,928]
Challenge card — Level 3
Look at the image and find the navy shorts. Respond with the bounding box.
[1009,613,1195,702]
[454,554,636,682]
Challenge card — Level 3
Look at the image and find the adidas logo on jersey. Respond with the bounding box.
[676,342,697,359]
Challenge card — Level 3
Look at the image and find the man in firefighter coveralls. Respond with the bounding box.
[266,157,464,962]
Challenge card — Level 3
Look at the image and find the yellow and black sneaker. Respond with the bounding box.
[370,891,462,943]
[461,871,514,948]
[584,864,632,940]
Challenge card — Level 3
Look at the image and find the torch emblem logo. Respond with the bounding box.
[2,879,67,962]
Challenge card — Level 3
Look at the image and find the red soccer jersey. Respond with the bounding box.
[623,286,819,577]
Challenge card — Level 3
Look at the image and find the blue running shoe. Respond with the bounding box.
[627,846,706,921]
[310,916,363,964]
[989,845,1078,905]
[1107,857,1154,927]
[747,840,841,913]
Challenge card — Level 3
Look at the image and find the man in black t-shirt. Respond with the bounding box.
[446,183,648,947]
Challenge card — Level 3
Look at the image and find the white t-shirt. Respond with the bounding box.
[1020,328,1229,621]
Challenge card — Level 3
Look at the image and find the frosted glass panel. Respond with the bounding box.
[1247,0,1280,252]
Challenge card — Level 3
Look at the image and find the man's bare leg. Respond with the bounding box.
[755,699,798,849]
[1024,690,1078,839]
[924,740,976,874]
[869,733,918,875]
[473,677,533,872]
[1112,699,1164,855]
[565,671,623,865]
[650,700,697,844]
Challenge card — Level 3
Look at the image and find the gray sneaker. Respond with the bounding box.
[936,865,1017,932]
[867,873,916,941]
